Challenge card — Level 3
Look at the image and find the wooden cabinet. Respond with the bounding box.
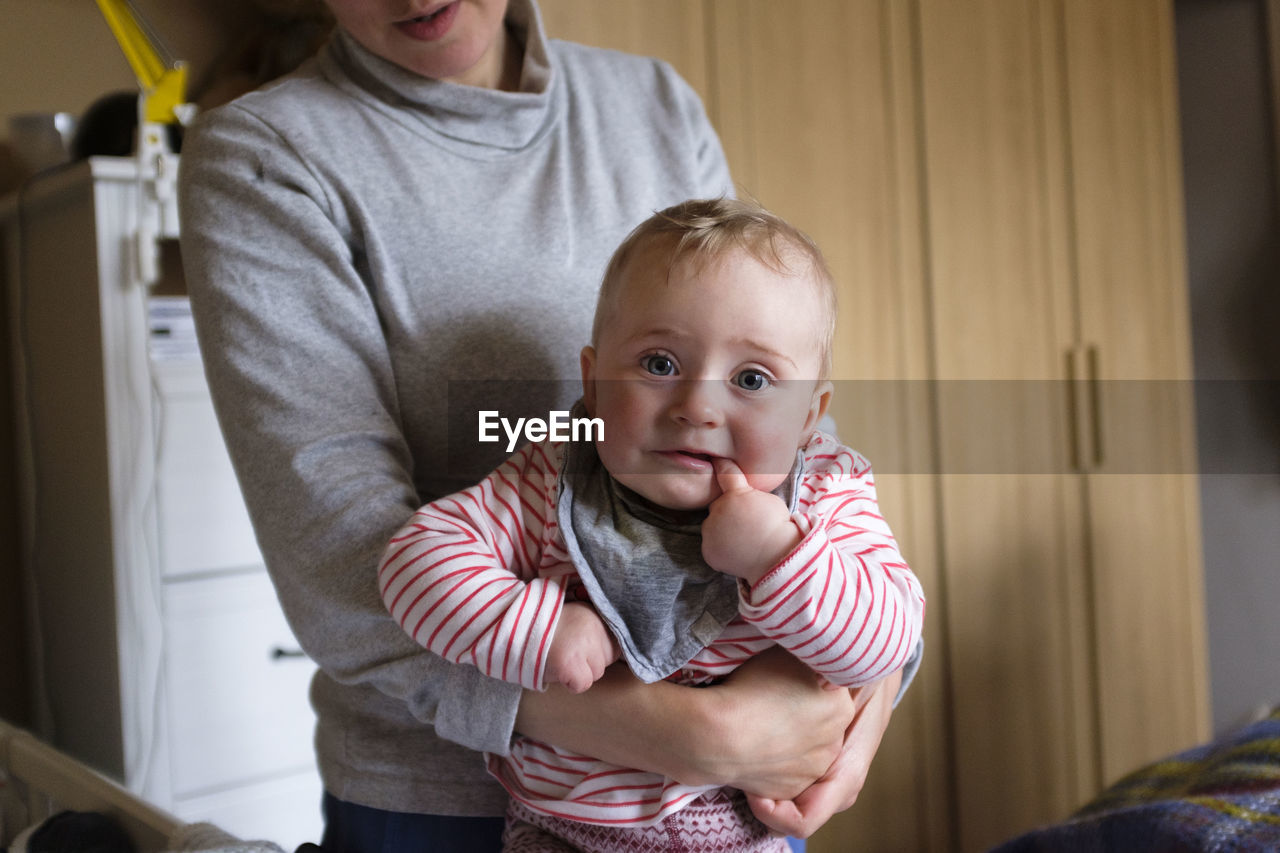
[539,2,1208,850]
[1,159,322,849]
[1058,0,1208,788]
[918,1,1102,843]
[920,1,1207,847]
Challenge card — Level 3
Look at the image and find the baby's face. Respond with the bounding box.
[581,244,832,511]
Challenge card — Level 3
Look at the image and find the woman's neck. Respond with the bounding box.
[453,22,524,91]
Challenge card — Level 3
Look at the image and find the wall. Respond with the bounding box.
[0,223,22,725]
[1176,0,1280,733]
[0,0,255,125]
[1,3,130,122]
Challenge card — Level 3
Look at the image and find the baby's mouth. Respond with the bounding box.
[658,449,721,470]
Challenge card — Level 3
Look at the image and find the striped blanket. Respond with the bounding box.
[992,707,1280,852]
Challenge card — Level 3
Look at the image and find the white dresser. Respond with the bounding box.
[2,158,322,849]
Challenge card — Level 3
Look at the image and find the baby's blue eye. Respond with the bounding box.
[734,370,770,391]
[642,355,676,376]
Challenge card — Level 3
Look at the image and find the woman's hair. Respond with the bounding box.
[592,197,837,377]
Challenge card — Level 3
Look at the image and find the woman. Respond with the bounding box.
[177,1,914,849]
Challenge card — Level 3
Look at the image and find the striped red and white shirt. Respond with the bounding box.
[378,431,925,826]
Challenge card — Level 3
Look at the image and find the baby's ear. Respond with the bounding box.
[802,380,833,435]
[579,346,598,415]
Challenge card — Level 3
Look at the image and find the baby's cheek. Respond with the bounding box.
[743,468,791,494]
[741,433,803,488]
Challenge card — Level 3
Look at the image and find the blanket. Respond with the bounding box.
[991,707,1280,852]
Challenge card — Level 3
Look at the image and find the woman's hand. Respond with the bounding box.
[703,646,857,799]
[514,645,855,797]
[747,668,902,839]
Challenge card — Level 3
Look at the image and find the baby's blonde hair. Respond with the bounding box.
[592,198,837,378]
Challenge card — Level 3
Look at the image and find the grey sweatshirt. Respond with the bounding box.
[177,0,732,816]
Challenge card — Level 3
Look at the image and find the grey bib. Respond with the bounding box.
[556,407,803,682]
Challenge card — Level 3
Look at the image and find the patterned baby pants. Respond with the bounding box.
[501,788,791,853]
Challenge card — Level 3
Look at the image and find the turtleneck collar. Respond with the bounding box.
[318,0,558,154]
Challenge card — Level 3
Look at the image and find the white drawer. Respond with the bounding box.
[162,570,318,799]
[152,361,262,577]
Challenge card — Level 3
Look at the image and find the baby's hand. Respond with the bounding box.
[702,458,803,586]
[544,602,620,693]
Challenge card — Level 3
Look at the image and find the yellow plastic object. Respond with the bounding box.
[93,0,189,124]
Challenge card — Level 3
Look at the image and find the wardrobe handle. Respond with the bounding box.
[1086,345,1105,469]
[1065,347,1085,473]
[270,646,307,661]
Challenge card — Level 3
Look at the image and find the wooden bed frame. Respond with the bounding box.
[0,719,181,851]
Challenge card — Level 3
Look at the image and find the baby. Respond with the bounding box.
[379,198,925,852]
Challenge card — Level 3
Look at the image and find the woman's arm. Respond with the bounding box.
[514,644,856,800]
[178,104,526,753]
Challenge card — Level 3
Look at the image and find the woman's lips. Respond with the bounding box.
[395,2,460,41]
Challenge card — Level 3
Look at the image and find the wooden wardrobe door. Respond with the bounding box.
[916,1,1098,848]
[1060,0,1210,784]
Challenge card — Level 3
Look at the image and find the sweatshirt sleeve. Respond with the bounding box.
[379,444,570,691]
[177,103,522,755]
[737,440,926,688]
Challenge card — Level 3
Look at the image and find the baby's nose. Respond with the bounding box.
[669,380,724,427]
